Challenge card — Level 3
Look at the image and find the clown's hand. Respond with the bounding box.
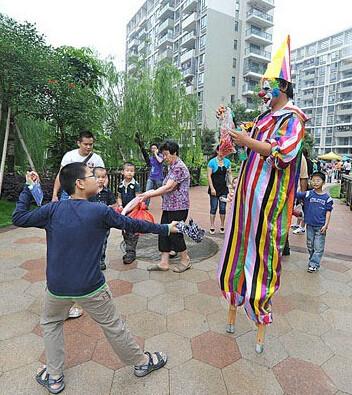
[228,128,249,147]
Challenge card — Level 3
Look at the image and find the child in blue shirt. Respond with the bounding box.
[13,163,177,393]
[296,171,333,273]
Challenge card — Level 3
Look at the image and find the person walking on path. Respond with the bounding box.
[296,171,333,273]
[13,164,178,394]
[218,36,308,353]
[140,141,191,273]
[207,145,233,235]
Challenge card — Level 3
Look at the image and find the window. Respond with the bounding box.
[232,58,237,68]
[199,35,206,49]
[197,91,203,102]
[234,39,238,50]
[230,94,235,103]
[200,15,207,30]
[198,72,204,86]
[328,105,335,114]
[328,94,335,104]
[200,0,206,10]
[199,53,205,66]
[232,77,236,87]
[235,21,239,32]
[319,54,327,65]
[327,115,334,125]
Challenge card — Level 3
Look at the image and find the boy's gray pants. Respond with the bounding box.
[123,231,139,260]
[40,286,144,376]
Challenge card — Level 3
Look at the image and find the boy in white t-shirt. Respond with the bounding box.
[51,130,104,201]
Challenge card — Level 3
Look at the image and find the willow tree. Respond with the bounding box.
[117,61,197,163]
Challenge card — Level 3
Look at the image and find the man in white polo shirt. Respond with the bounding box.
[51,130,104,201]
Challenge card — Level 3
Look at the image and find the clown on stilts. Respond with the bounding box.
[217,35,308,353]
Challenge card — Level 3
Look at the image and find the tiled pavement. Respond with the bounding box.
[1,193,352,394]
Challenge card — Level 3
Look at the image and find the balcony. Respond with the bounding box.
[181,31,196,49]
[341,46,352,60]
[339,60,352,72]
[247,8,273,28]
[243,62,266,79]
[159,2,175,20]
[182,12,197,31]
[180,49,195,64]
[159,48,173,62]
[185,85,194,95]
[183,0,197,13]
[244,47,271,62]
[337,107,352,116]
[302,92,314,100]
[139,28,147,40]
[245,27,272,46]
[339,84,352,93]
[242,82,258,95]
[128,38,139,49]
[137,43,146,54]
[158,31,174,48]
[248,0,275,11]
[159,18,174,34]
[335,131,352,138]
[182,62,196,79]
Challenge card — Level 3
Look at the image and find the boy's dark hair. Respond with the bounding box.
[277,78,294,99]
[150,143,159,149]
[94,166,107,175]
[123,162,135,169]
[159,140,179,155]
[60,163,88,195]
[78,130,94,141]
[311,171,326,183]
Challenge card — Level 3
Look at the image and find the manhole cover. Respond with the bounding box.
[135,234,219,264]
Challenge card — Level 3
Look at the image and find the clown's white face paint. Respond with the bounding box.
[258,79,280,109]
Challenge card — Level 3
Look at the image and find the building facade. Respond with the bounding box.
[292,28,352,156]
[126,0,274,129]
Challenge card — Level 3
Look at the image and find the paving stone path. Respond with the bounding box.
[0,186,351,394]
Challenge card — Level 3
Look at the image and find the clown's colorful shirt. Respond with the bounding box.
[217,102,308,325]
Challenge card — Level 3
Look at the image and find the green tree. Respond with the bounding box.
[118,62,197,163]
[200,127,216,158]
[38,46,106,170]
[0,13,52,171]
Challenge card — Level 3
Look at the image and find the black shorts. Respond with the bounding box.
[158,210,188,253]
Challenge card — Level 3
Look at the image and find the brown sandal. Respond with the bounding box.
[173,262,192,273]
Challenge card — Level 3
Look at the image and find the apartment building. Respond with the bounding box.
[292,28,352,156]
[126,0,274,129]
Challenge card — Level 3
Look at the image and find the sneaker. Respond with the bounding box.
[100,262,106,271]
[290,224,299,229]
[220,227,225,234]
[293,227,305,235]
[209,228,215,235]
[307,266,317,273]
[123,255,136,265]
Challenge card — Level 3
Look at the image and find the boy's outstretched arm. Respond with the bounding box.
[12,172,51,228]
[104,207,178,235]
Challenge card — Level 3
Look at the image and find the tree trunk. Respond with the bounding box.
[0,107,11,196]
[15,123,36,171]
[6,114,16,173]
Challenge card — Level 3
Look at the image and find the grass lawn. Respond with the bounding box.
[0,199,16,228]
[329,184,341,199]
